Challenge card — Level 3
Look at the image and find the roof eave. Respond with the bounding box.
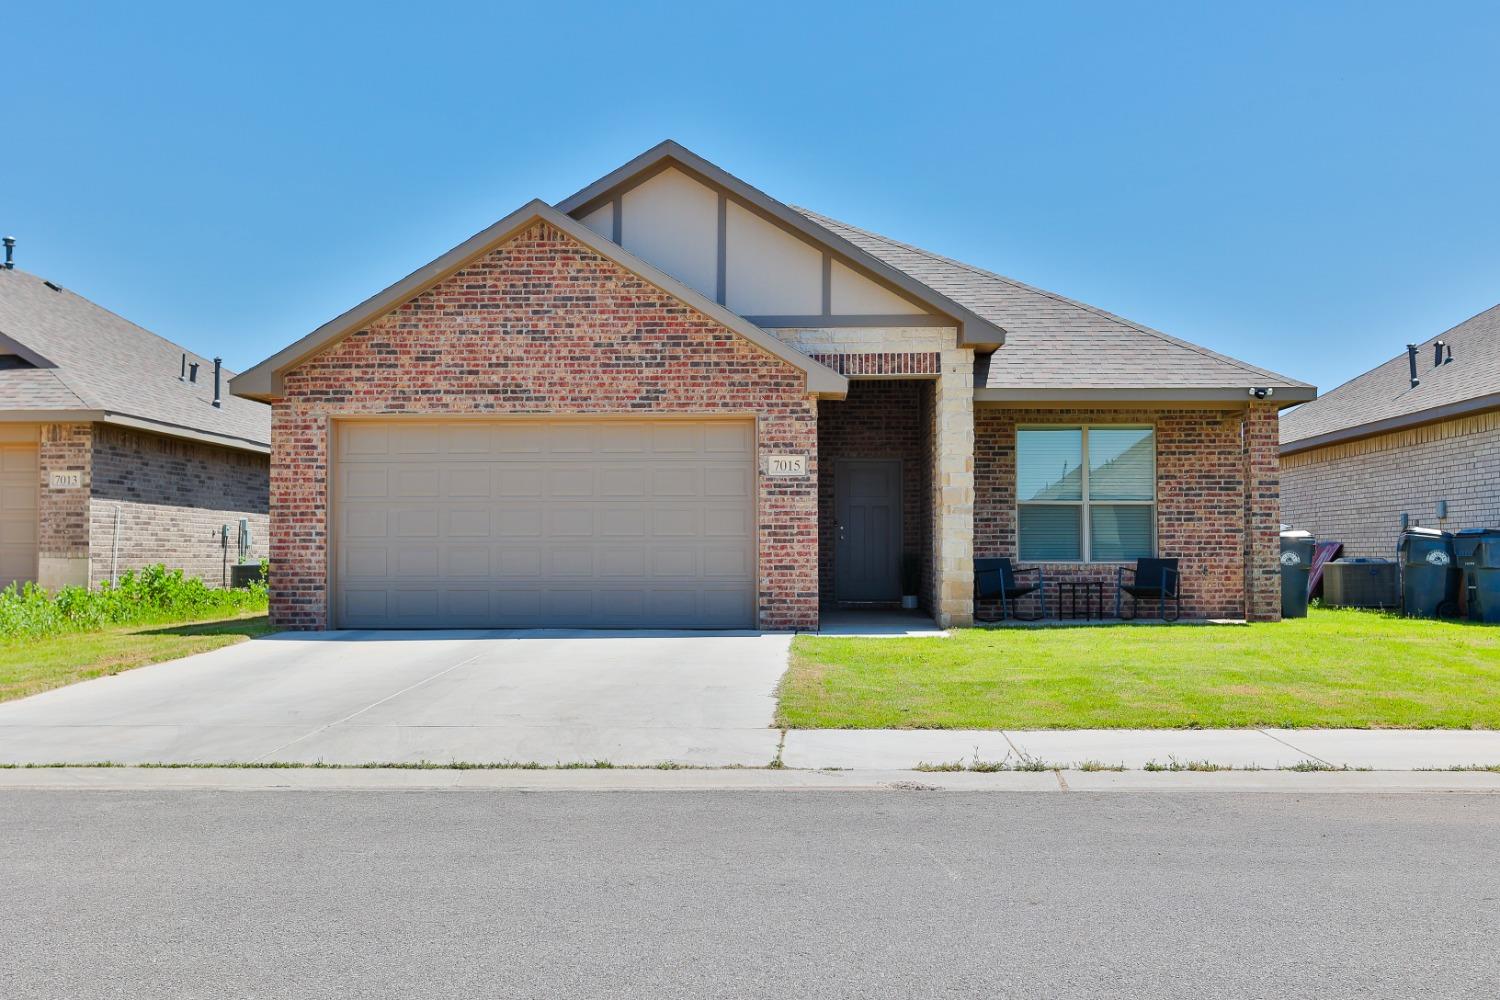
[1280,391,1500,455]
[554,140,1006,349]
[231,198,847,402]
[976,385,1316,406]
[0,408,269,454]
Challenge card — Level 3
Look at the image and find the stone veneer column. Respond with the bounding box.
[932,347,975,626]
[1243,401,1281,621]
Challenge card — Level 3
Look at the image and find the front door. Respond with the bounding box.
[833,459,902,603]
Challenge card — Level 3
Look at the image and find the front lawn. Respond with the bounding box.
[0,614,274,703]
[778,608,1500,730]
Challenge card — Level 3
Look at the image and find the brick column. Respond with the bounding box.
[268,405,329,629]
[932,348,975,627]
[1243,401,1281,621]
[38,422,93,590]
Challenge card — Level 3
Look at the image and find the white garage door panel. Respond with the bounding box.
[333,420,756,629]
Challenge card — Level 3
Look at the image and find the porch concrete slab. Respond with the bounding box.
[780,730,1018,770]
[814,611,949,638]
[1006,729,1310,770]
[1264,729,1500,770]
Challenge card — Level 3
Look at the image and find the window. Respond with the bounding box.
[1016,426,1155,562]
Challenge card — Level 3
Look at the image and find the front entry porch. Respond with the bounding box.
[818,380,936,615]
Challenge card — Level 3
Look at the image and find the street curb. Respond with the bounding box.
[0,767,1498,793]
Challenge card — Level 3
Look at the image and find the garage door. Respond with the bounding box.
[333,419,756,629]
[0,443,38,590]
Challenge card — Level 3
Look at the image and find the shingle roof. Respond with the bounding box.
[0,267,269,450]
[1279,303,1500,451]
[796,208,1314,400]
[0,367,91,412]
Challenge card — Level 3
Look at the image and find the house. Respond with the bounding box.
[232,141,1313,631]
[0,248,270,590]
[1281,304,1500,556]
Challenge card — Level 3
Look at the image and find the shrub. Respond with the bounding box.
[0,564,269,641]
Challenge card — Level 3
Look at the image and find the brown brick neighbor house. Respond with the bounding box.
[1281,304,1500,556]
[233,142,1313,631]
[0,256,270,591]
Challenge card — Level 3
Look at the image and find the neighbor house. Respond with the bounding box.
[1281,304,1500,556]
[233,141,1313,631]
[0,251,270,590]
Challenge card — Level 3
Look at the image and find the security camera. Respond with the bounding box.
[1249,387,1273,400]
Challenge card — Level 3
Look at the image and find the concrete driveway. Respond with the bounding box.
[0,630,791,767]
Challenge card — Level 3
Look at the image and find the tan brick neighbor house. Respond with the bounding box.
[0,259,270,591]
[1281,304,1500,556]
[233,141,1313,631]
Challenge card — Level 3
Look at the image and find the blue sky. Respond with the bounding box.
[5,2,1498,395]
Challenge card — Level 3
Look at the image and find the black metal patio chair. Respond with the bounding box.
[1115,558,1184,622]
[974,557,1046,622]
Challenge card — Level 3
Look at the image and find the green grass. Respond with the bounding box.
[0,614,274,703]
[778,608,1500,730]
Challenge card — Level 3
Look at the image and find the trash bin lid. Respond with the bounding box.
[1279,529,1313,539]
[1404,526,1446,538]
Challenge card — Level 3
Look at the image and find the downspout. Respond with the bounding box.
[110,503,121,586]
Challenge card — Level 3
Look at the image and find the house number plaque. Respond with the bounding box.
[48,471,83,490]
[765,454,808,477]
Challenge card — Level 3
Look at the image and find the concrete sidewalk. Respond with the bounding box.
[780,727,1500,771]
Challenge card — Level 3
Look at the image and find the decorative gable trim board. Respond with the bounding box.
[555,141,1006,349]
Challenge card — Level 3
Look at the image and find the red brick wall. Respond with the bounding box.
[271,221,820,630]
[975,406,1281,620]
[816,380,934,607]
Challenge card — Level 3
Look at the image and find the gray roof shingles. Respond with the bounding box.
[1279,303,1500,448]
[796,208,1313,395]
[0,268,269,449]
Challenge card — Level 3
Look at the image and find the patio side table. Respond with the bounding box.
[1059,580,1105,620]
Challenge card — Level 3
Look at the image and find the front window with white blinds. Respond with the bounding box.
[1016,426,1155,562]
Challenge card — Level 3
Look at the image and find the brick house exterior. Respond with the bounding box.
[0,265,271,591]
[268,221,818,630]
[235,142,1310,630]
[977,404,1282,620]
[1280,306,1500,556]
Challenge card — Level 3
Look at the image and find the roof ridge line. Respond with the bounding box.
[796,207,1311,388]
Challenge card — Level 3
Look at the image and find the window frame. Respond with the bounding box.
[1015,424,1157,564]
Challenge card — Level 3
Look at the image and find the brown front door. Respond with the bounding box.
[833,459,902,603]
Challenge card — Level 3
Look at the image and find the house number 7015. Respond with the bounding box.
[765,454,808,477]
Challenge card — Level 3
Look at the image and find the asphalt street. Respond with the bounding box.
[1,790,1496,998]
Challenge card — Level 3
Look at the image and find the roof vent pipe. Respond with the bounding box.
[212,357,222,408]
[179,354,187,382]
[2,236,13,269]
[188,361,199,383]
[1407,344,1419,388]
[1434,340,1451,367]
